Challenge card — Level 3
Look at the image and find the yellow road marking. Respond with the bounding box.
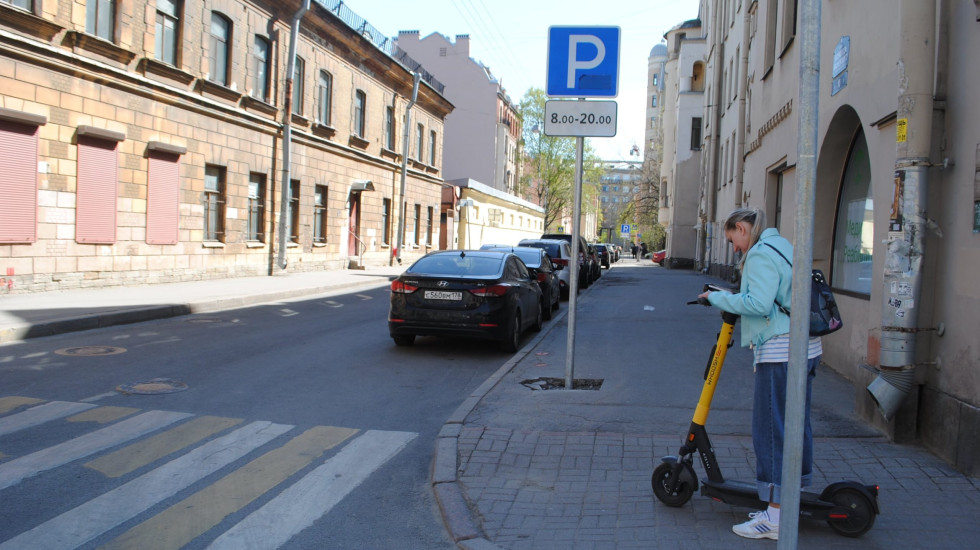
[99,425,358,550]
[85,416,242,478]
[0,396,43,415]
[68,406,140,424]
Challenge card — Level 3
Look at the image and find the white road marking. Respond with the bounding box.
[206,429,417,550]
[0,401,96,437]
[0,410,191,490]
[0,421,293,550]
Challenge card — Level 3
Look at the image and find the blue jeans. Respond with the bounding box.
[753,356,818,504]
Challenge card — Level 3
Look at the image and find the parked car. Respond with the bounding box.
[541,233,595,288]
[585,244,602,281]
[478,243,512,250]
[598,243,619,263]
[519,239,575,299]
[484,246,561,319]
[594,244,612,269]
[388,250,543,351]
[652,249,666,266]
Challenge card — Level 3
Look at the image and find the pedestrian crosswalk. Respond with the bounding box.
[0,396,418,549]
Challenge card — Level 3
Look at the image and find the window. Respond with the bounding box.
[652,73,658,87]
[252,36,270,102]
[288,180,300,242]
[155,0,180,66]
[209,12,231,86]
[429,130,436,165]
[651,95,657,108]
[426,206,433,246]
[385,106,395,150]
[763,0,778,76]
[650,116,657,129]
[146,151,179,245]
[313,185,327,244]
[0,120,39,244]
[780,0,798,54]
[203,165,224,242]
[832,129,873,295]
[86,0,115,41]
[413,204,421,245]
[318,71,332,125]
[247,173,265,242]
[76,136,119,244]
[382,198,391,245]
[292,57,304,115]
[2,0,33,11]
[353,90,366,137]
[690,117,702,150]
[415,123,423,160]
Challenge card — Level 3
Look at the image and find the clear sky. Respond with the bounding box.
[346,0,701,161]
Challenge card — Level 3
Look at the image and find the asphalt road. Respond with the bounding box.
[0,284,527,549]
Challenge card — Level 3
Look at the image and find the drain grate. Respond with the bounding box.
[116,378,188,395]
[521,377,603,391]
[55,346,127,356]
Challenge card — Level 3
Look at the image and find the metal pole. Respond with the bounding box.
[395,73,421,265]
[779,0,820,547]
[565,135,584,390]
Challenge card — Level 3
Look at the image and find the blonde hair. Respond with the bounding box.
[724,208,767,267]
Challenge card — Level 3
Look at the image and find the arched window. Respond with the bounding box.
[831,128,873,295]
[692,62,706,92]
[209,12,231,85]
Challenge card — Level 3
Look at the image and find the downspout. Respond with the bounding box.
[733,0,751,208]
[395,72,421,265]
[867,0,937,420]
[277,0,311,271]
[702,0,724,270]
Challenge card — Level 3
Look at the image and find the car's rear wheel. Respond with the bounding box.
[542,295,553,320]
[531,301,543,332]
[392,335,415,346]
[500,310,521,352]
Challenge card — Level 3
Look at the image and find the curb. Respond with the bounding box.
[0,276,396,344]
[431,287,580,549]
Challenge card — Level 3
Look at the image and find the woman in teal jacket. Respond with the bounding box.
[698,208,822,541]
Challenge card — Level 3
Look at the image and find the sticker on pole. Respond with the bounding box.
[544,100,617,137]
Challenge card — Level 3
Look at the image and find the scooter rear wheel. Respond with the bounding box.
[826,487,876,537]
[651,462,695,507]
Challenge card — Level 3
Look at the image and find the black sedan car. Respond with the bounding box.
[483,246,561,320]
[388,250,543,351]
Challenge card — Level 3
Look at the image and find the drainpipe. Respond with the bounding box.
[701,0,724,270]
[395,72,421,265]
[733,1,751,208]
[277,0,311,271]
[867,0,937,420]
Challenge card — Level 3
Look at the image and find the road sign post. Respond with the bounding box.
[545,26,620,390]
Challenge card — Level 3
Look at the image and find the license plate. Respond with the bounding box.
[424,290,462,301]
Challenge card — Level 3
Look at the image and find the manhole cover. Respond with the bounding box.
[55,346,127,356]
[521,377,603,391]
[116,378,188,395]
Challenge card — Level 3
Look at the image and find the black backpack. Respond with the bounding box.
[764,243,844,336]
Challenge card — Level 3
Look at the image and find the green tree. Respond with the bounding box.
[519,88,602,232]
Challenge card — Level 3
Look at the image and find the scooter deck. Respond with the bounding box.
[702,479,834,514]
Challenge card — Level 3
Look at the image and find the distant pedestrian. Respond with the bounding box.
[631,244,638,260]
[640,243,648,259]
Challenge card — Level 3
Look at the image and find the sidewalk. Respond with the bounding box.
[0,265,405,343]
[433,263,980,550]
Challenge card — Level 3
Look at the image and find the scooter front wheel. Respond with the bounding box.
[826,487,876,537]
[652,462,695,507]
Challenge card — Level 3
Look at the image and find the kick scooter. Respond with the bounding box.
[651,284,879,537]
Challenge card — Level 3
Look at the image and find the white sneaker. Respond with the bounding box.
[733,511,779,540]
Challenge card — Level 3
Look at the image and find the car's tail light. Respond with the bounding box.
[536,272,548,283]
[469,284,508,297]
[553,258,569,267]
[390,280,418,294]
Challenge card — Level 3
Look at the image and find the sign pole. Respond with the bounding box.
[565,132,585,390]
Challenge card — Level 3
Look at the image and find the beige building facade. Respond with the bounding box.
[691,0,980,475]
[443,179,544,250]
[0,0,452,293]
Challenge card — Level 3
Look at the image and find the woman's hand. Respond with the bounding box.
[698,291,711,300]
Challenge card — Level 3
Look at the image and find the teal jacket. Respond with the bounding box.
[707,228,793,348]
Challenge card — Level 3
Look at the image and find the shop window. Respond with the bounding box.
[314,184,327,244]
[831,129,873,295]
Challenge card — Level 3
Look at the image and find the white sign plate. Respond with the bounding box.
[544,100,618,137]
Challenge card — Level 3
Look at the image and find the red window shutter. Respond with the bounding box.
[147,151,180,245]
[0,120,38,243]
[76,136,118,244]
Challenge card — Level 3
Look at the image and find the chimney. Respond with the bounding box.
[455,34,470,56]
[397,30,420,45]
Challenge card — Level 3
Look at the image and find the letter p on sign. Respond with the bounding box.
[547,26,620,98]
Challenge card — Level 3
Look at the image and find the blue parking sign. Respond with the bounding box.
[621,224,630,234]
[547,26,620,98]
